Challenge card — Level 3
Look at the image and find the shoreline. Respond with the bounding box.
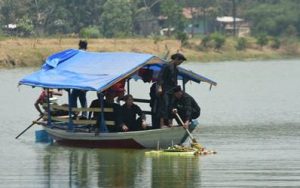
[0,37,299,68]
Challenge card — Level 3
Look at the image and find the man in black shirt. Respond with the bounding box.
[157,53,187,127]
[88,92,123,132]
[120,94,147,131]
[171,86,200,128]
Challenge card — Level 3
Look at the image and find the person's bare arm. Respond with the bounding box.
[34,100,43,116]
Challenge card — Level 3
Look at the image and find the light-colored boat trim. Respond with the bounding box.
[44,126,191,148]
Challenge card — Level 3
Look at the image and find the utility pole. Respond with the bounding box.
[232,0,236,37]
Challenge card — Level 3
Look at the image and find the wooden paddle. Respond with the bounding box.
[15,116,43,139]
[174,112,198,144]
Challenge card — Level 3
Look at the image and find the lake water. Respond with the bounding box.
[0,59,300,187]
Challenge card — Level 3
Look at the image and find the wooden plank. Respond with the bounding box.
[142,111,152,115]
[51,116,115,126]
[51,104,113,112]
[133,98,150,103]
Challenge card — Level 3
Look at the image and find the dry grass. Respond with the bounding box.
[0,37,299,68]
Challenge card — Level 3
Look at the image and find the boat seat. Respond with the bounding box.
[50,116,115,126]
[51,104,113,113]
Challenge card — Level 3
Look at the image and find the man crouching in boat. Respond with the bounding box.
[120,94,148,132]
[88,91,123,132]
[170,86,200,128]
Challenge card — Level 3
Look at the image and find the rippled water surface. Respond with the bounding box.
[0,59,299,187]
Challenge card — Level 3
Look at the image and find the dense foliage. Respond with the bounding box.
[0,0,299,38]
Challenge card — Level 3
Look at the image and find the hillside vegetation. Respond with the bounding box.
[1,37,299,68]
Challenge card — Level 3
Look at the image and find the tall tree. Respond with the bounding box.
[160,0,185,35]
[246,0,300,36]
[132,0,161,36]
[101,0,134,38]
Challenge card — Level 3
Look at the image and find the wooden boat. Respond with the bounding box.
[19,49,216,148]
[41,123,197,149]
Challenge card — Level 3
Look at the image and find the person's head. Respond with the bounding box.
[170,53,186,66]
[104,90,116,102]
[123,94,134,107]
[138,69,153,83]
[173,85,183,99]
[79,40,88,50]
[111,82,125,98]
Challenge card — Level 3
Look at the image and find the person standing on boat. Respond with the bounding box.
[149,81,160,129]
[70,40,88,118]
[120,94,147,132]
[170,86,200,128]
[157,53,186,127]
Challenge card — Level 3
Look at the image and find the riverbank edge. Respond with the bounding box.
[0,37,299,68]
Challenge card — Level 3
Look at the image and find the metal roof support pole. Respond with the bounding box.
[67,89,74,131]
[99,93,108,133]
[182,78,188,92]
[46,88,52,127]
[127,78,130,94]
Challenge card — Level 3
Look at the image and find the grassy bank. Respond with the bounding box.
[0,37,299,68]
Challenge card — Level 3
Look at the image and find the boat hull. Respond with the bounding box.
[43,125,196,149]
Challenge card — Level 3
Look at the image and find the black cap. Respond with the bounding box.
[173,85,182,93]
[171,53,187,61]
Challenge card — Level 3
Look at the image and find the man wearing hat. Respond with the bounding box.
[157,53,187,127]
[171,85,200,128]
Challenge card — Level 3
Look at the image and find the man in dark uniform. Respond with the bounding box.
[157,53,187,127]
[88,91,123,132]
[171,86,200,129]
[120,94,147,131]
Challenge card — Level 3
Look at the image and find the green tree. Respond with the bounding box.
[270,37,280,49]
[79,26,101,38]
[246,1,300,36]
[256,34,268,49]
[101,0,133,38]
[0,0,31,25]
[235,37,247,51]
[176,31,189,47]
[210,32,226,49]
[17,15,34,36]
[160,0,186,35]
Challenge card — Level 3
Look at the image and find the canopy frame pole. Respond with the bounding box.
[46,88,52,127]
[67,89,74,131]
[127,78,130,94]
[182,78,188,92]
[99,92,108,132]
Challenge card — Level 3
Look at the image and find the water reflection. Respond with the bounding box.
[40,145,201,188]
[149,155,201,188]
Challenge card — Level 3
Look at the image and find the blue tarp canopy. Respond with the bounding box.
[19,49,216,91]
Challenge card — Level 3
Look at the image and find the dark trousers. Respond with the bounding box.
[160,92,173,120]
[70,89,87,117]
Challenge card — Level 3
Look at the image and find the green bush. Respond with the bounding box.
[271,37,281,49]
[176,32,189,47]
[200,35,211,48]
[256,34,268,48]
[284,25,298,37]
[210,32,226,49]
[151,34,162,44]
[79,26,101,38]
[17,16,34,36]
[236,37,247,51]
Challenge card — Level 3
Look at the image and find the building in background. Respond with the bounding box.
[216,16,250,37]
